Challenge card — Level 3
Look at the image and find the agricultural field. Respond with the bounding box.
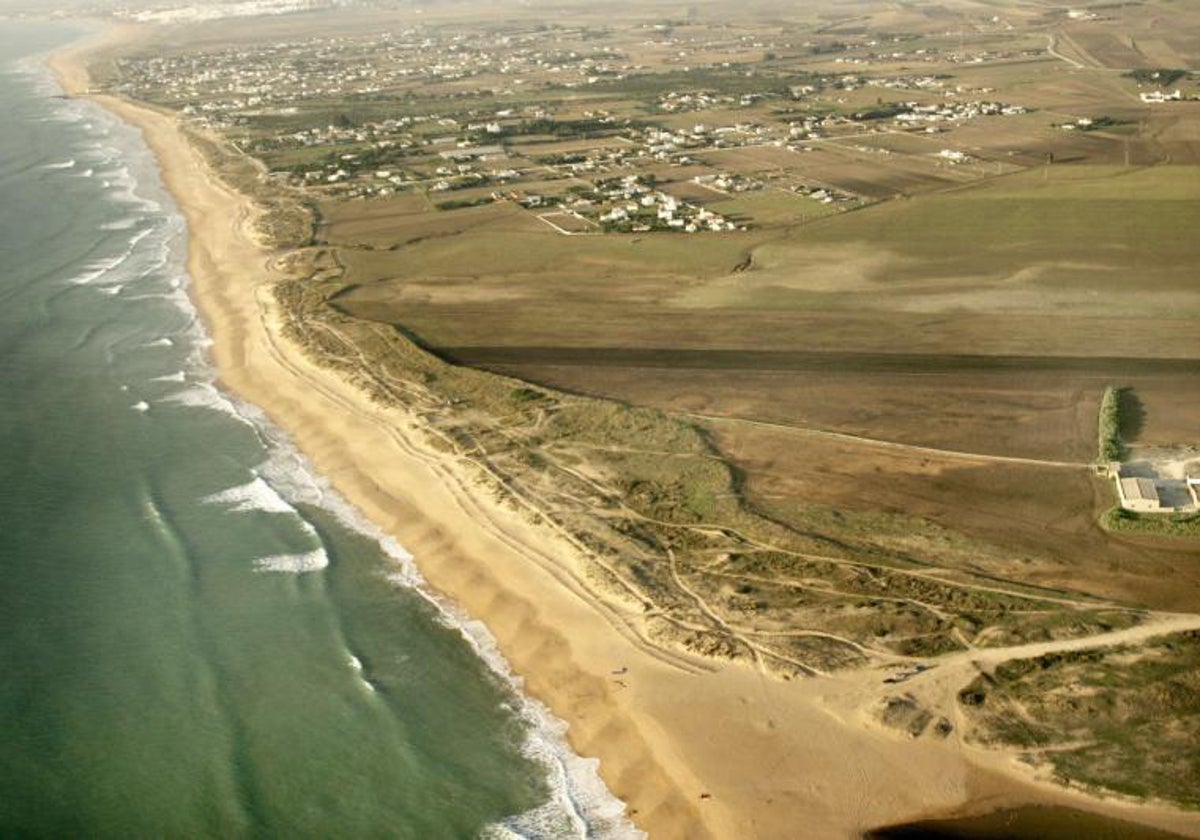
[331,145,1200,615]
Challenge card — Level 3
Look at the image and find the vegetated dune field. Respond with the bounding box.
[335,162,1200,612]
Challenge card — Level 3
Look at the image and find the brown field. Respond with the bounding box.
[1065,30,1161,71]
[657,179,727,203]
[701,144,968,198]
[319,197,543,250]
[708,425,1200,613]
[708,190,840,225]
[506,136,632,156]
[332,160,1200,622]
[638,162,718,183]
[421,352,1200,459]
[537,210,598,233]
[846,131,953,157]
[158,0,1200,638]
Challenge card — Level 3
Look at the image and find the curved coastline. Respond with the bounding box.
[47,25,1200,840]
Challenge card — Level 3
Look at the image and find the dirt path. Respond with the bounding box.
[1045,33,1088,70]
[689,411,1090,470]
[838,611,1200,724]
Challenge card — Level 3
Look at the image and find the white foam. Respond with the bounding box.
[447,604,644,840]
[142,337,175,348]
[45,112,83,124]
[346,653,378,692]
[254,549,329,574]
[98,285,123,296]
[122,289,191,305]
[150,371,187,383]
[101,218,139,231]
[203,474,332,576]
[44,158,75,170]
[131,401,150,413]
[194,395,638,836]
[161,382,254,426]
[203,475,297,515]
[69,259,119,286]
[68,226,156,285]
[237,408,638,836]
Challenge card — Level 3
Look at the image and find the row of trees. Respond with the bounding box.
[1097,385,1123,462]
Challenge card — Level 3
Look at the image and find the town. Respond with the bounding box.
[102,14,1121,231]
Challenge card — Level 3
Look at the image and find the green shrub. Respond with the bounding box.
[1097,385,1123,462]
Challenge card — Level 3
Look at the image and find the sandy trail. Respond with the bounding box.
[690,411,1089,469]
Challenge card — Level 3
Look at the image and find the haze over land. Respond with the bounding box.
[32,0,1200,836]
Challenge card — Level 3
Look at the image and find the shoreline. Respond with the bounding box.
[47,26,1200,840]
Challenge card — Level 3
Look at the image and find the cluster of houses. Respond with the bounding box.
[106,13,1055,228]
[656,90,771,112]
[249,88,1012,201]
[792,183,854,204]
[891,99,1028,126]
[866,75,949,92]
[116,36,402,117]
[845,44,1042,67]
[634,122,775,160]
[573,175,741,233]
[114,25,638,120]
[252,116,419,154]
[692,172,762,193]
[113,0,332,24]
[1140,89,1184,103]
[785,113,852,142]
[936,148,973,164]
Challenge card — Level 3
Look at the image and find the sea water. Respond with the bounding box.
[0,21,636,839]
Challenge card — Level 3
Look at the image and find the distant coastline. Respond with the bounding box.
[48,24,1200,840]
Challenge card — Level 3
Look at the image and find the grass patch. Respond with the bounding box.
[1102,507,1200,538]
[710,190,841,227]
[959,630,1200,809]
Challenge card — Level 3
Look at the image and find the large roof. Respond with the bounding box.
[1119,477,1159,502]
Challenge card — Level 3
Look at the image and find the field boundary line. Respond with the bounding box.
[687,412,1089,470]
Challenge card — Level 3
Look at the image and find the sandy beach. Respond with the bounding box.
[48,27,1200,840]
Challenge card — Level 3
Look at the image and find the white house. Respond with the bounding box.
[1117,477,1163,512]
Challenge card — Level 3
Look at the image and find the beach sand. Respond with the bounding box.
[48,28,1200,840]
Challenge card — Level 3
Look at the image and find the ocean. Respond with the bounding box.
[0,21,634,839]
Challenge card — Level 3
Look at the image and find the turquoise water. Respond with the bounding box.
[0,22,632,838]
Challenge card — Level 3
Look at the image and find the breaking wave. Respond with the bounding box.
[254,549,330,574]
[202,475,299,515]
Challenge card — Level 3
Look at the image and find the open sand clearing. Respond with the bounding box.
[50,29,1200,840]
